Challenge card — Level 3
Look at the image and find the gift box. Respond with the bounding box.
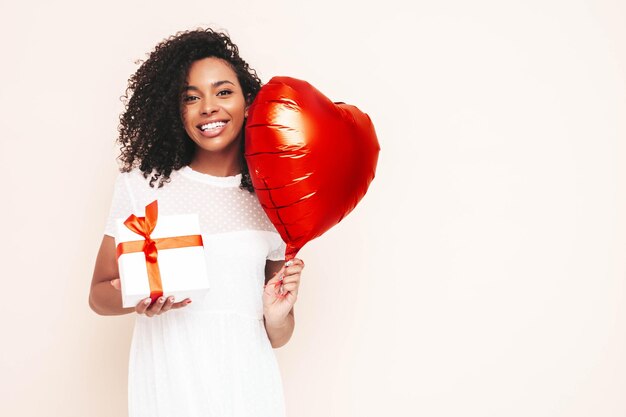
[114,200,210,308]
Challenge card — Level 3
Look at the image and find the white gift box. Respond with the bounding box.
[115,211,210,308]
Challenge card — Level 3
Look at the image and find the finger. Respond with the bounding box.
[281,275,300,285]
[110,279,121,291]
[171,299,192,310]
[292,258,304,265]
[284,265,304,277]
[274,279,298,294]
[283,274,297,282]
[285,266,302,277]
[281,282,299,293]
[280,275,300,287]
[278,287,295,300]
[146,296,166,316]
[285,265,304,276]
[159,296,176,314]
[135,298,151,314]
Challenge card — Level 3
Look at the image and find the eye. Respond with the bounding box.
[182,95,199,103]
[217,89,233,97]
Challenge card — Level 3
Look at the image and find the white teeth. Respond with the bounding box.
[200,121,227,131]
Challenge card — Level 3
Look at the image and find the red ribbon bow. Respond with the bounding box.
[116,200,204,303]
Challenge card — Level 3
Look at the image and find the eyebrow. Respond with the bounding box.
[183,80,236,91]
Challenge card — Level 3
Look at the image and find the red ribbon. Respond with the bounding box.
[273,276,287,299]
[116,200,204,303]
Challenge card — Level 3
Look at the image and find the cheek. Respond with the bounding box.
[227,99,247,119]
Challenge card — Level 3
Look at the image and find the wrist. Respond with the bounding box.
[263,313,290,328]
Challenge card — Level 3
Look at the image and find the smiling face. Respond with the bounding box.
[181,57,248,162]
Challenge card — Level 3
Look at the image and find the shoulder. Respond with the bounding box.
[243,191,277,226]
[115,168,173,189]
[114,167,147,181]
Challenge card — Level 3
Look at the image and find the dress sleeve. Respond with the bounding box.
[267,232,287,261]
[103,173,134,238]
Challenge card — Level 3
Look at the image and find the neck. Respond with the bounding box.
[189,148,242,177]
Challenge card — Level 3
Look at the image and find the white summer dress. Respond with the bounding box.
[103,166,287,417]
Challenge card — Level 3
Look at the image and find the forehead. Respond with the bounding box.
[186,57,239,85]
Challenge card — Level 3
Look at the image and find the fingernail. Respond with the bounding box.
[285,260,293,267]
[159,297,165,304]
[185,300,192,305]
[144,299,151,305]
[168,297,174,303]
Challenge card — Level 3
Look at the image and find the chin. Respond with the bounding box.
[194,138,241,154]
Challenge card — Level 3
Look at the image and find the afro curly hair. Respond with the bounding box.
[117,28,262,191]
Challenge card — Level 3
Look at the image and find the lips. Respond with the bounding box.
[197,120,229,138]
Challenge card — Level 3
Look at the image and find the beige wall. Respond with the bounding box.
[1,1,625,416]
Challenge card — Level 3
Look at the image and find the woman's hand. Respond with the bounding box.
[263,258,304,325]
[109,279,191,317]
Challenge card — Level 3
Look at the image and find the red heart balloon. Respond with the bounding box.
[245,76,380,260]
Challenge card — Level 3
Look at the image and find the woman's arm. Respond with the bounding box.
[264,311,295,349]
[89,236,135,316]
[89,236,192,316]
[263,259,304,348]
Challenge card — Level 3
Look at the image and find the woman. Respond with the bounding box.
[89,28,303,417]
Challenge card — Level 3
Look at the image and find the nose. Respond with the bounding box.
[201,97,219,115]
